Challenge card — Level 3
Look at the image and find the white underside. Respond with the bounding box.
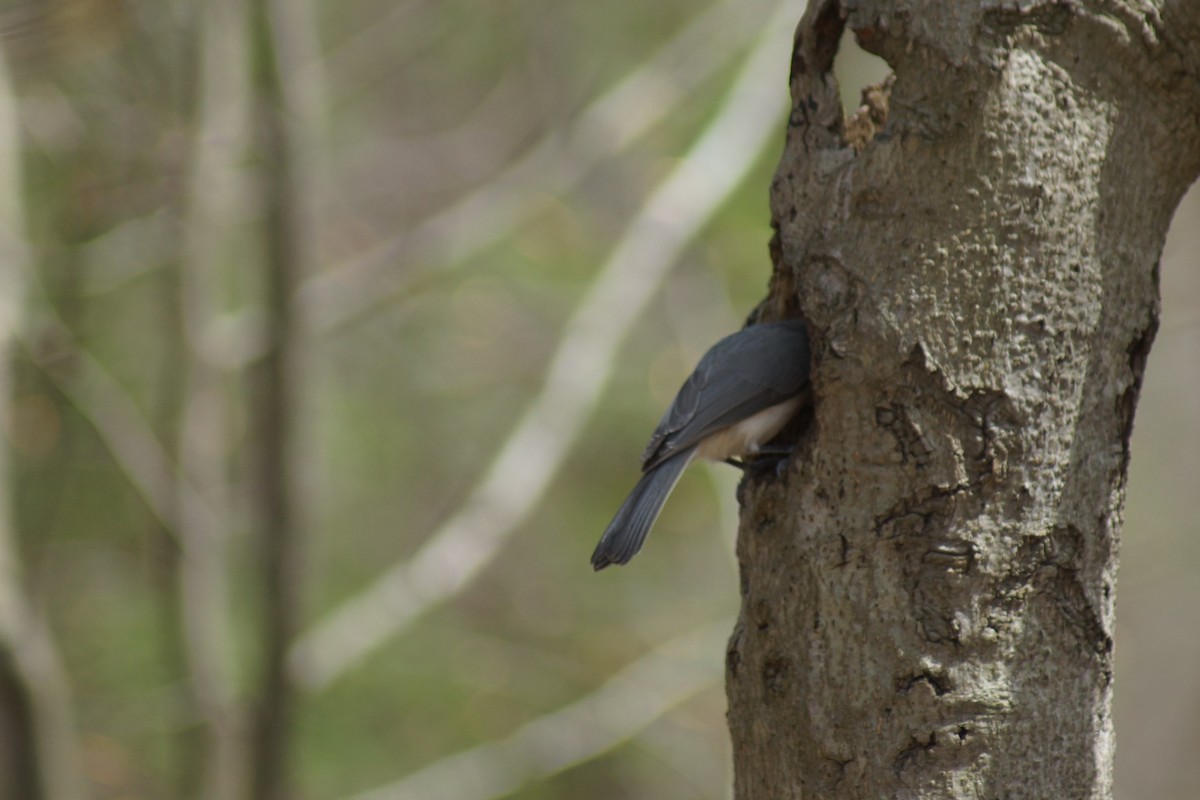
[694,396,803,462]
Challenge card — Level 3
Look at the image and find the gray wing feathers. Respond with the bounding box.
[591,447,696,570]
[594,321,810,570]
[642,321,810,470]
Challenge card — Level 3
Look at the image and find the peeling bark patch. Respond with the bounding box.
[762,654,792,698]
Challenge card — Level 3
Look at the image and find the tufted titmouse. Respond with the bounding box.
[591,319,812,569]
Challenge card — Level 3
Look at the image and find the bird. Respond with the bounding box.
[591,319,812,570]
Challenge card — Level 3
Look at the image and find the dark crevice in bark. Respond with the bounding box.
[898,669,952,696]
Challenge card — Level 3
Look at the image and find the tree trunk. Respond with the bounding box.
[0,45,86,800]
[247,0,302,797]
[726,1,1200,798]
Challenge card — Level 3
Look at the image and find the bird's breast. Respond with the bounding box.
[694,396,803,462]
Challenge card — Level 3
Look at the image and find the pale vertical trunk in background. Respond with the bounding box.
[0,45,86,800]
[727,1,1200,798]
[176,1,254,797]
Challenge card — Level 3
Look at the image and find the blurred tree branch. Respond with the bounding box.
[287,0,797,693]
[295,0,780,335]
[25,323,218,542]
[342,622,727,800]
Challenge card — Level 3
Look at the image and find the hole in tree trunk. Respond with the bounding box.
[832,27,893,148]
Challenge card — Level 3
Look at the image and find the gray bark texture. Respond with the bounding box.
[726,1,1200,798]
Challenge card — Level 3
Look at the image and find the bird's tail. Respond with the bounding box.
[591,447,696,570]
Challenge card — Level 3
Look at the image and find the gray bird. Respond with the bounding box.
[591,319,812,569]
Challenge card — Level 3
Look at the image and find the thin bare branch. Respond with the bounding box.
[24,323,220,540]
[24,299,244,800]
[296,0,778,335]
[340,622,727,800]
[288,1,795,693]
[174,0,255,796]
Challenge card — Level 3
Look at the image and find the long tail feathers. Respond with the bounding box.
[591,448,696,570]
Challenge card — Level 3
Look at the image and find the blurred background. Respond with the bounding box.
[0,1,1194,798]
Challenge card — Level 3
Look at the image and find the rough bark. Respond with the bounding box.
[726,1,1200,798]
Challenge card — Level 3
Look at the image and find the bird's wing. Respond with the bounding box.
[641,323,810,471]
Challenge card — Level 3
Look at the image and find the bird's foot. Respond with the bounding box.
[727,445,793,475]
[731,446,795,506]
